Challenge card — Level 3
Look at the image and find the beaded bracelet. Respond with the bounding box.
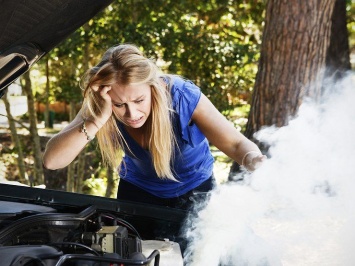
[80,119,95,141]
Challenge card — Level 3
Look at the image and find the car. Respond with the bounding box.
[0,1,186,265]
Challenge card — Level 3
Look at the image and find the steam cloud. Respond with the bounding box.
[184,72,355,266]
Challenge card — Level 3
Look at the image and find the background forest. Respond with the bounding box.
[1,0,354,197]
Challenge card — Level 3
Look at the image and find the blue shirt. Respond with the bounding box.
[119,76,214,198]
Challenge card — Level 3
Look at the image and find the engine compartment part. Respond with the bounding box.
[0,245,62,266]
[0,201,184,266]
[142,240,183,266]
[81,225,142,258]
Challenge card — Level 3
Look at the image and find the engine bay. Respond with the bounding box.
[0,191,185,266]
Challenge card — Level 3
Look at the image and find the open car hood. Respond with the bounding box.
[0,0,113,96]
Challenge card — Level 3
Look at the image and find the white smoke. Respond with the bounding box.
[184,72,355,266]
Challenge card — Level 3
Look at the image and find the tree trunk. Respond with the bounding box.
[325,0,351,80]
[66,163,75,192]
[66,101,77,192]
[105,166,117,198]
[76,151,85,193]
[229,0,338,178]
[22,71,44,185]
[2,92,27,182]
[75,28,91,193]
[44,56,51,128]
[76,105,86,194]
[246,0,336,138]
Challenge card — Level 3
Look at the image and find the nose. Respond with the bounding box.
[125,104,137,118]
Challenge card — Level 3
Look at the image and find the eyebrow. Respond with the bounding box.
[112,95,145,105]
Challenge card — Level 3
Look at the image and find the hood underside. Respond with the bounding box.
[0,0,113,95]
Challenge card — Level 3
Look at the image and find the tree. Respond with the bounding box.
[229,0,351,178]
[2,92,27,181]
[325,0,351,79]
[44,20,99,192]
[248,0,337,133]
[99,0,264,114]
[39,0,265,193]
[22,71,44,185]
[105,166,117,198]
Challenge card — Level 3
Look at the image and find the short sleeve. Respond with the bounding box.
[171,77,206,147]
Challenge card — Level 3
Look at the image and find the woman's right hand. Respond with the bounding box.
[91,85,113,125]
[43,84,116,170]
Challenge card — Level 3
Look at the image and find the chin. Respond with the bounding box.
[126,119,146,129]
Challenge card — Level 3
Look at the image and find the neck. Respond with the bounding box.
[124,123,149,150]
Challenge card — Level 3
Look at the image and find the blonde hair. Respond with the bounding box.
[81,44,177,180]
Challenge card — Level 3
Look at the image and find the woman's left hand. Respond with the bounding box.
[242,151,267,172]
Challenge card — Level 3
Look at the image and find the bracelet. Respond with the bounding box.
[241,151,262,168]
[80,119,95,141]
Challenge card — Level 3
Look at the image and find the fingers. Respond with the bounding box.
[91,85,112,101]
[91,85,99,92]
[259,155,267,162]
[89,85,113,122]
[247,154,267,172]
[91,85,111,94]
[100,86,112,102]
[254,154,267,164]
[100,85,112,94]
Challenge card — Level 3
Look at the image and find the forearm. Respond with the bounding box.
[231,137,265,172]
[227,137,260,163]
[192,93,265,172]
[42,119,100,170]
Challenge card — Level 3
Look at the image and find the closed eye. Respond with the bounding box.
[113,103,125,108]
[134,99,144,104]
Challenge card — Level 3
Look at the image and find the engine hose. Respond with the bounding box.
[0,205,97,245]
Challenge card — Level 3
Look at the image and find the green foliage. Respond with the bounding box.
[37,0,265,115]
[101,0,265,114]
[82,176,106,196]
[229,104,250,132]
[347,0,355,63]
[31,0,264,193]
[16,0,353,194]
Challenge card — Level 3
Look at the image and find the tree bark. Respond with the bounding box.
[22,71,44,185]
[229,0,339,178]
[66,163,75,192]
[44,56,51,128]
[325,0,351,80]
[105,166,117,198]
[2,92,27,182]
[246,0,336,139]
[75,30,90,193]
[66,101,77,192]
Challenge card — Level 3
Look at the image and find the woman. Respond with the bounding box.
[43,43,265,209]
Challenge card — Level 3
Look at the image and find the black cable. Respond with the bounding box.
[48,241,100,256]
[100,213,142,239]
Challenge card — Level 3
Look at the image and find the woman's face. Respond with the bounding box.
[109,83,152,129]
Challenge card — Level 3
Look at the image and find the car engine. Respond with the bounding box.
[0,200,184,266]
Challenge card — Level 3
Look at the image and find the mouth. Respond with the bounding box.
[126,116,144,125]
